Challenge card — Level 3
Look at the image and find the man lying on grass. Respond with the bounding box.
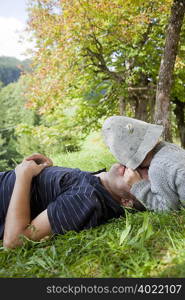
[0,153,145,249]
[103,115,185,212]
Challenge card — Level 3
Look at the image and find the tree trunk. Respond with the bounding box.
[174,97,185,148]
[119,96,125,115]
[134,96,148,122]
[154,0,185,141]
[148,95,155,123]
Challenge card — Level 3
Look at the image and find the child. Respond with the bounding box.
[102,115,185,212]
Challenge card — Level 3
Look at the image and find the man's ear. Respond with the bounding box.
[120,198,134,208]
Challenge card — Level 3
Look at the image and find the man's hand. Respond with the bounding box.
[124,168,142,188]
[25,153,53,167]
[15,159,49,180]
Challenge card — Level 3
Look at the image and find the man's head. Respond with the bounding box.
[102,116,163,169]
[98,163,146,211]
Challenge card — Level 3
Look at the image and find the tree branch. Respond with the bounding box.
[84,46,124,82]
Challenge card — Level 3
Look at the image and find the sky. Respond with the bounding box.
[0,0,34,60]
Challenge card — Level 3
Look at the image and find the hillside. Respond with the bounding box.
[0,56,31,86]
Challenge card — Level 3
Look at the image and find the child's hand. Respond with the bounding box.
[124,168,142,188]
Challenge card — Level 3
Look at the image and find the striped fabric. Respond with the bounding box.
[0,167,124,238]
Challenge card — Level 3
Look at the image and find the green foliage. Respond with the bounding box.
[0,134,9,170]
[0,78,39,170]
[0,56,31,86]
[53,131,117,171]
[24,0,184,137]
[15,101,81,157]
[0,0,184,167]
[0,69,82,169]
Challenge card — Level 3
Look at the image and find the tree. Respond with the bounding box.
[20,0,185,152]
[154,0,185,140]
[26,0,173,132]
[173,97,185,147]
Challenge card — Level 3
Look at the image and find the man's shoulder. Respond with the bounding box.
[66,176,98,196]
[62,172,104,200]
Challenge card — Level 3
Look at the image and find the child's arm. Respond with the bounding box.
[130,164,180,212]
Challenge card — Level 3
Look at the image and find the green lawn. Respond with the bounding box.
[1,132,185,278]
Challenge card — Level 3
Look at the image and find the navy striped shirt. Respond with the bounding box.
[0,167,124,238]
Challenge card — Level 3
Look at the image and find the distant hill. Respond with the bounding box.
[0,56,32,86]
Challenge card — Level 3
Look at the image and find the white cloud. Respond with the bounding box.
[0,16,34,60]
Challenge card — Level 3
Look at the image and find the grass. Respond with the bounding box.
[1,132,185,278]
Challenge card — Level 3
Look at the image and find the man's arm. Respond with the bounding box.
[3,159,52,249]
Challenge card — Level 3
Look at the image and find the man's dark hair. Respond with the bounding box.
[121,191,146,212]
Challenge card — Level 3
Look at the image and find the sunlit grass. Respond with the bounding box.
[52,131,117,171]
[1,132,185,278]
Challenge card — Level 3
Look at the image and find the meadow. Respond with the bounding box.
[0,133,185,278]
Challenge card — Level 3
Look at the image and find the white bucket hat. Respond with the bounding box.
[102,116,164,169]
